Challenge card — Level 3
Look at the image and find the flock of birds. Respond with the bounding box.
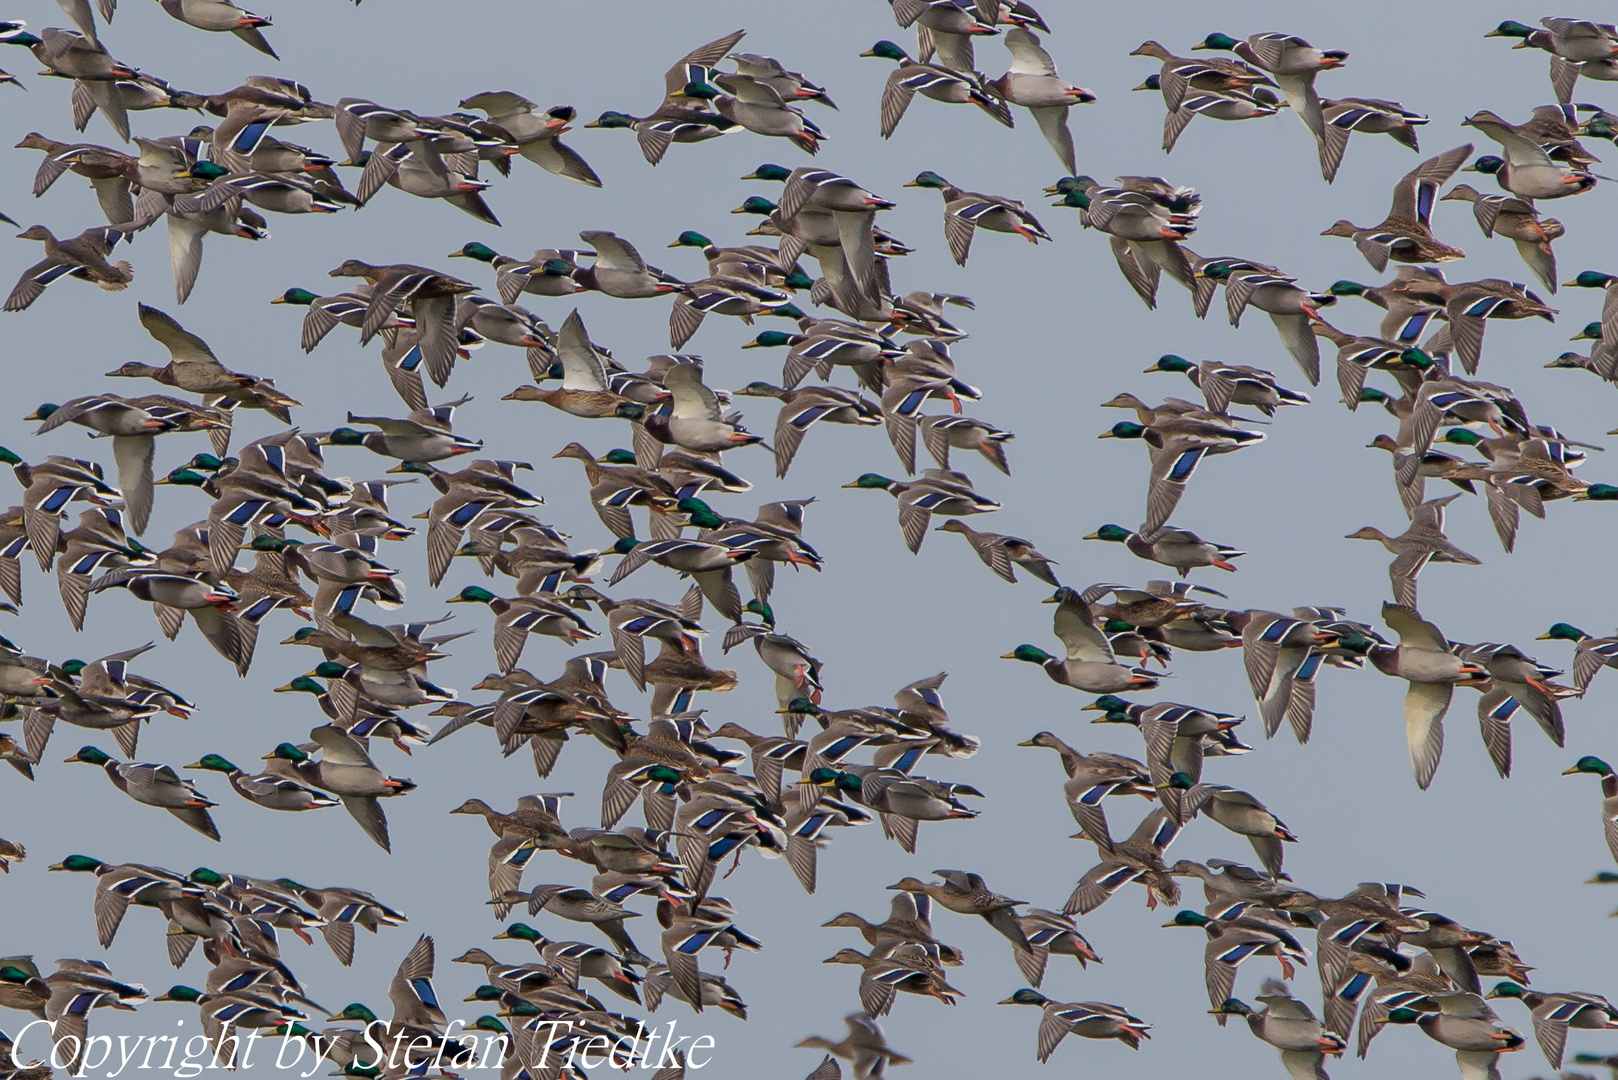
[0,2,1616,1080]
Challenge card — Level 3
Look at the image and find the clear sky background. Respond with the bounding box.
[0,1,1614,1078]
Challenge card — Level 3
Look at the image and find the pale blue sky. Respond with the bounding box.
[0,1,1613,1078]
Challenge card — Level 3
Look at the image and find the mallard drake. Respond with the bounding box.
[90,569,248,672]
[685,74,822,155]
[1000,988,1150,1058]
[4,224,130,311]
[1086,524,1242,577]
[1320,144,1472,272]
[493,922,642,1002]
[843,470,999,553]
[1485,979,1618,1068]
[28,394,207,536]
[0,957,148,1075]
[496,883,643,956]
[1488,18,1618,102]
[936,519,1057,584]
[1145,354,1310,416]
[1538,621,1618,692]
[1100,415,1264,534]
[1374,990,1526,1075]
[66,745,220,839]
[1462,109,1598,200]
[185,752,337,814]
[1317,97,1427,182]
[984,28,1094,173]
[904,170,1049,266]
[447,585,597,672]
[582,30,745,166]
[745,164,893,304]
[1166,908,1309,1015]
[860,40,1011,137]
[324,398,481,465]
[1164,774,1297,876]
[1562,756,1618,868]
[1440,184,1562,294]
[1346,494,1482,608]
[1198,261,1333,383]
[1050,176,1198,311]
[1005,586,1160,694]
[1193,32,1349,143]
[262,725,416,851]
[573,230,684,299]
[1212,982,1346,1078]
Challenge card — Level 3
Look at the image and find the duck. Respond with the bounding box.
[581,30,746,166]
[1375,991,1526,1078]
[843,470,999,554]
[1085,524,1243,577]
[1144,355,1310,416]
[794,1013,909,1079]
[688,74,822,155]
[1538,621,1618,693]
[5,28,140,141]
[1485,979,1618,1069]
[1319,144,1472,272]
[1562,756,1618,869]
[1346,494,1482,608]
[4,224,131,311]
[1193,32,1349,143]
[888,869,1030,952]
[1370,603,1490,789]
[327,259,475,388]
[446,585,597,673]
[89,569,248,673]
[262,725,416,852]
[1488,18,1618,102]
[1139,77,1281,155]
[904,170,1049,266]
[500,309,640,420]
[65,745,220,839]
[1000,988,1150,1059]
[1004,586,1160,694]
[1050,176,1199,311]
[183,753,339,812]
[1212,982,1347,1079]
[1317,97,1428,182]
[1441,184,1562,294]
[935,519,1058,584]
[1099,415,1265,534]
[455,92,600,186]
[324,399,482,464]
[1198,261,1333,383]
[574,230,684,299]
[859,40,1011,138]
[983,28,1094,173]
[1164,774,1297,876]
[1462,109,1598,200]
